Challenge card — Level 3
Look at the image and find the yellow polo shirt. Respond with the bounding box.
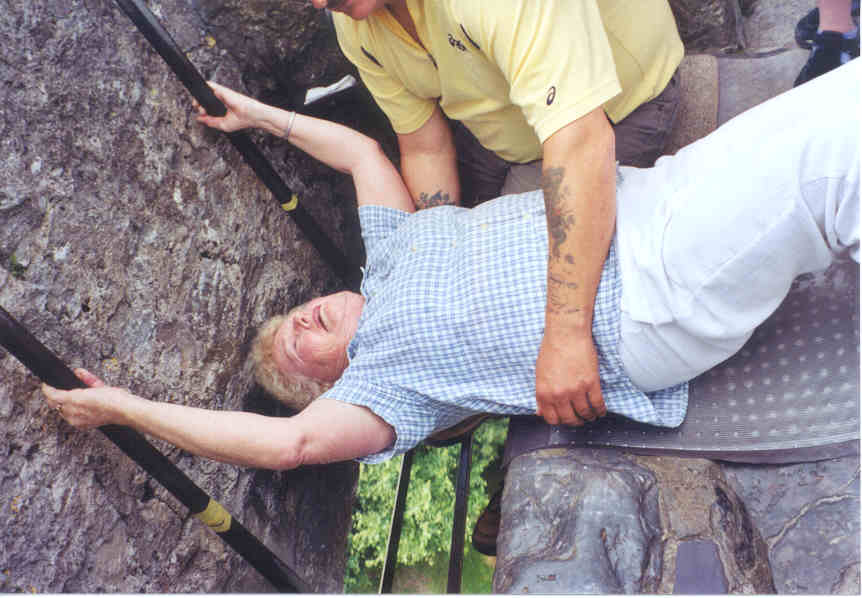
[333,0,683,163]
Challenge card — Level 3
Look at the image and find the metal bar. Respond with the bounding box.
[0,305,311,593]
[378,449,414,594]
[446,435,474,594]
[113,0,361,290]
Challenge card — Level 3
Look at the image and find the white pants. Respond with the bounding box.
[616,61,860,391]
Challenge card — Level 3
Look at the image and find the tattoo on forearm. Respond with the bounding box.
[416,190,453,209]
[542,167,575,260]
[543,166,585,316]
[549,275,579,291]
[548,276,583,314]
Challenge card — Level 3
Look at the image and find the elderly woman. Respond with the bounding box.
[43,62,859,468]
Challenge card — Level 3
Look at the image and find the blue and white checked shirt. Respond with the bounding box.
[321,191,688,463]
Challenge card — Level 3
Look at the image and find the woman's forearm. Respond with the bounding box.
[197,82,414,212]
[253,103,414,211]
[43,381,308,470]
[251,102,382,176]
[117,394,305,470]
[43,381,395,469]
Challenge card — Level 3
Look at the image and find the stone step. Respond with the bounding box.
[665,54,720,155]
[717,50,809,124]
[665,47,813,156]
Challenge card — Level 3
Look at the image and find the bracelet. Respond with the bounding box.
[285,111,297,141]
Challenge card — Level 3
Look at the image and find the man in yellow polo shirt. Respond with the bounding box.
[312,0,683,554]
[324,0,683,200]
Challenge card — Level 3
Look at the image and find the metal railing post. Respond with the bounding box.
[379,449,415,593]
[446,434,474,593]
[378,433,476,594]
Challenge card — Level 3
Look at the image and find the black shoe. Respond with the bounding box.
[795,30,859,87]
[472,488,502,556]
[797,1,862,49]
[796,7,820,49]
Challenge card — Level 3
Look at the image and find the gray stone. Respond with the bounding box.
[190,0,353,101]
[494,449,774,594]
[638,456,774,594]
[494,450,776,594]
[0,0,361,592]
[668,0,745,54]
[665,54,719,155]
[717,50,809,124]
[743,0,813,51]
[722,458,861,594]
[675,540,728,593]
[493,449,664,594]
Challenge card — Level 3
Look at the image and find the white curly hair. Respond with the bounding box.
[249,305,333,411]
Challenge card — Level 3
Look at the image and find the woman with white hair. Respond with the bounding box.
[42,62,860,469]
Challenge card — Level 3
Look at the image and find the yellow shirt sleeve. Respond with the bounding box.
[333,13,436,135]
[463,0,622,144]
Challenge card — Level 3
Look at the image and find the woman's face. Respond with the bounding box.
[310,0,392,21]
[272,291,364,383]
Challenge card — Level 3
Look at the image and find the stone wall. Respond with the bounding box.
[1,0,773,593]
[669,0,748,53]
[0,0,364,592]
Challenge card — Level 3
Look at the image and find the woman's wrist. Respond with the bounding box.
[111,389,146,428]
[284,110,298,141]
[254,104,294,139]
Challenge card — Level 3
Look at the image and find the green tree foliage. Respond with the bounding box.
[345,418,508,591]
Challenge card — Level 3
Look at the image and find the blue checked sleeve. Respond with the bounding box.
[320,373,438,463]
[358,205,411,260]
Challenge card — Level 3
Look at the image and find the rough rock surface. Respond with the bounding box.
[494,449,664,594]
[668,0,746,53]
[494,450,775,594]
[723,459,861,594]
[0,0,371,592]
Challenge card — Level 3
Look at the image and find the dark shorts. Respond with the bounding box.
[454,68,682,205]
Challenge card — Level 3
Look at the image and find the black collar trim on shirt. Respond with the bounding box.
[361,46,383,68]
[459,24,480,50]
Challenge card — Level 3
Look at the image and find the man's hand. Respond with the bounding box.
[535,331,606,425]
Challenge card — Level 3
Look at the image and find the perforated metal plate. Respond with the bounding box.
[504,260,860,465]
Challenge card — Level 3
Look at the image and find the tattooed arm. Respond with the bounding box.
[535,106,615,426]
[397,104,461,209]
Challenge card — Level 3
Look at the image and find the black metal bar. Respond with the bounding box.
[378,449,414,594]
[113,0,361,290]
[0,305,311,593]
[446,435,474,594]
